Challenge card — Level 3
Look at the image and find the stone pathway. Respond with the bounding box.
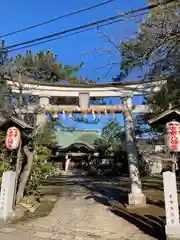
[0,174,156,240]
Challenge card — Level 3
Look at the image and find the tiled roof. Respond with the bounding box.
[149,109,180,124]
[55,129,99,150]
[0,116,34,130]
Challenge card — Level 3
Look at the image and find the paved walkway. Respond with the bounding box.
[0,174,155,240]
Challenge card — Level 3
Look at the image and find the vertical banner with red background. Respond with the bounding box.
[165,121,180,152]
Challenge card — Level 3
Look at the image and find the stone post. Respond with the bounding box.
[0,171,16,221]
[79,92,89,109]
[122,97,146,206]
[163,171,180,239]
[65,154,71,171]
[36,96,50,127]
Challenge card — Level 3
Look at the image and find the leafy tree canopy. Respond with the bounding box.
[95,119,125,156]
[4,50,83,82]
[116,0,180,130]
[0,48,96,84]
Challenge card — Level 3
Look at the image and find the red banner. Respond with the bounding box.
[166,121,180,152]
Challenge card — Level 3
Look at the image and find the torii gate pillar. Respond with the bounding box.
[36,96,50,126]
[123,97,146,206]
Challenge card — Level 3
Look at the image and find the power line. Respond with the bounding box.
[0,0,114,38]
[9,12,148,53]
[5,0,177,51]
[8,20,123,52]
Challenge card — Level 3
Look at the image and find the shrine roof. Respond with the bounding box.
[55,129,99,151]
[0,116,34,130]
[148,109,180,125]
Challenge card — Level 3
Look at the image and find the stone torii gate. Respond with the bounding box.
[6,78,163,206]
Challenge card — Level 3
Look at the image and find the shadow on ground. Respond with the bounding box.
[78,176,166,240]
[110,208,165,240]
[19,172,168,239]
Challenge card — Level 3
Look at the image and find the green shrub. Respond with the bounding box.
[24,146,56,199]
[0,161,12,184]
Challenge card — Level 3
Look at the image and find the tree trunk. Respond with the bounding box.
[15,145,36,204]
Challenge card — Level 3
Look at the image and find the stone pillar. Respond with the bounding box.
[79,92,89,109]
[0,171,16,221]
[65,154,71,171]
[36,96,49,127]
[122,97,146,206]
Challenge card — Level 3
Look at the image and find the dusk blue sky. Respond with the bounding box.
[1,0,148,131]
